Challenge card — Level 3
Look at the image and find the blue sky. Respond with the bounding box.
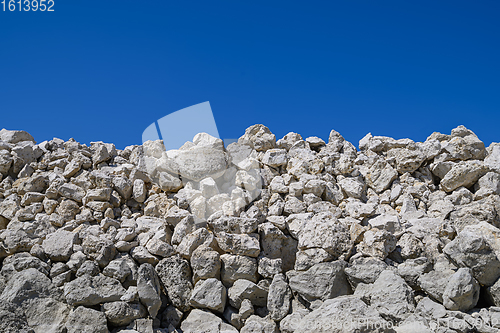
[1,1,499,149]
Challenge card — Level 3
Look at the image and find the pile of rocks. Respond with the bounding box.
[0,124,500,332]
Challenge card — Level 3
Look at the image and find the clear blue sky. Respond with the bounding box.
[1,1,499,149]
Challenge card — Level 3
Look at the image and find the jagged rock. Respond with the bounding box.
[0,301,35,333]
[101,301,147,326]
[220,254,258,286]
[297,295,394,333]
[0,268,57,305]
[440,160,488,192]
[137,263,162,318]
[442,268,479,311]
[288,261,350,302]
[22,297,71,333]
[82,235,116,268]
[240,315,278,333]
[41,229,78,261]
[190,278,227,313]
[65,306,109,333]
[228,279,268,308]
[345,255,388,287]
[191,246,221,282]
[180,309,238,333]
[443,222,500,286]
[295,213,352,260]
[358,228,396,259]
[267,273,292,321]
[155,255,193,311]
[355,269,415,322]
[280,308,310,333]
[216,232,260,257]
[64,273,126,306]
[418,254,458,303]
[397,257,432,288]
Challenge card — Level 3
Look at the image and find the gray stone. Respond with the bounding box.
[0,268,56,306]
[65,306,108,333]
[297,295,394,333]
[228,279,268,308]
[440,160,488,192]
[180,309,238,333]
[443,222,500,286]
[64,273,126,306]
[216,232,260,257]
[155,255,193,311]
[190,278,227,313]
[442,268,479,311]
[345,256,388,287]
[357,269,415,322]
[279,309,310,333]
[418,254,457,303]
[288,261,350,302]
[220,254,258,286]
[22,297,71,333]
[358,229,396,259]
[41,229,78,261]
[191,246,221,283]
[238,124,276,152]
[0,129,35,144]
[137,263,162,318]
[267,273,292,321]
[209,216,259,234]
[101,301,147,327]
[240,315,278,333]
[58,183,86,203]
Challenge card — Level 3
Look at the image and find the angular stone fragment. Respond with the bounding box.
[297,295,394,333]
[442,268,479,311]
[137,263,162,318]
[228,279,268,308]
[58,183,86,202]
[443,222,500,286]
[22,297,71,333]
[41,229,78,261]
[190,278,227,313]
[418,255,457,303]
[440,160,488,192]
[209,216,259,234]
[101,301,147,327]
[267,273,292,321]
[191,246,221,283]
[240,315,278,333]
[358,229,396,259]
[181,309,238,333]
[345,256,388,287]
[0,268,56,305]
[288,261,350,302]
[65,306,108,333]
[64,274,126,306]
[155,255,193,311]
[216,232,260,257]
[356,269,415,322]
[366,159,398,193]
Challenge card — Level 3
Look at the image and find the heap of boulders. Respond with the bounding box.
[0,124,500,332]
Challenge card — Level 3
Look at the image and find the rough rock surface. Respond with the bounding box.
[0,124,499,332]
